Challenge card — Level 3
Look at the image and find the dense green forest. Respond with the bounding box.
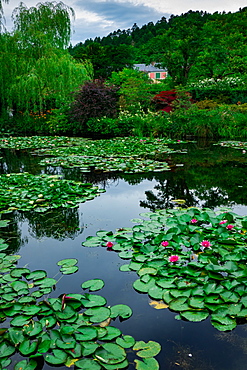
[69,8,247,84]
[1,2,247,138]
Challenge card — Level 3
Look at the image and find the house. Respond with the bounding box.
[134,63,167,81]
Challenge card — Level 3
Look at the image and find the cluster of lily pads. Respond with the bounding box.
[0,173,105,213]
[0,237,161,369]
[0,136,86,149]
[37,137,186,174]
[216,141,247,151]
[82,207,247,331]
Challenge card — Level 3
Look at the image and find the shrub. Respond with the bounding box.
[69,79,119,134]
[196,99,219,110]
[152,90,177,112]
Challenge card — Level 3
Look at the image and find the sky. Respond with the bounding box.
[2,0,247,45]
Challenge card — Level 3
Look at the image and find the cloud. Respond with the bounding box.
[71,0,167,44]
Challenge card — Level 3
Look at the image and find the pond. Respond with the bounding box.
[1,139,247,370]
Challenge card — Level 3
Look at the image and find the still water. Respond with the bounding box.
[1,140,247,369]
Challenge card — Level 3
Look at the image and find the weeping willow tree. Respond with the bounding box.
[0,0,8,32]
[0,1,92,118]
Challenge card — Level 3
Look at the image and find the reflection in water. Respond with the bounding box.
[16,207,83,241]
[166,341,214,370]
[0,213,24,254]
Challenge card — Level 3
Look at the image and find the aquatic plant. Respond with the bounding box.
[0,173,105,213]
[82,207,247,331]
[0,136,87,149]
[37,137,186,174]
[0,242,161,369]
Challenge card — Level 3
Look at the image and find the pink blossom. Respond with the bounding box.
[177,140,181,142]
[161,241,169,247]
[226,224,234,230]
[200,240,211,248]
[106,241,114,248]
[169,255,179,263]
[219,220,227,225]
[191,218,197,224]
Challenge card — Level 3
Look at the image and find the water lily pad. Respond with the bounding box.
[95,343,126,364]
[45,349,68,365]
[84,307,111,323]
[110,304,132,319]
[81,294,107,308]
[14,359,37,370]
[180,310,209,322]
[75,358,101,370]
[134,357,159,370]
[60,266,78,275]
[81,279,105,291]
[0,342,16,357]
[133,341,161,358]
[57,258,78,267]
[116,335,135,348]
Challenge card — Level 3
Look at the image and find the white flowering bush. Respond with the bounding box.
[188,76,246,90]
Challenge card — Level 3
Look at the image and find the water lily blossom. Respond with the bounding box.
[106,241,114,248]
[161,241,169,247]
[200,240,211,248]
[219,220,227,225]
[169,255,179,262]
[190,219,197,224]
[226,224,234,230]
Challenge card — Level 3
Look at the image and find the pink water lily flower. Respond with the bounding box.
[161,241,169,247]
[106,241,114,248]
[200,240,211,248]
[226,224,234,230]
[169,255,179,263]
[191,219,197,224]
[219,220,227,225]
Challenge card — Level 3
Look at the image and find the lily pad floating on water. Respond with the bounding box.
[57,258,78,275]
[81,278,105,291]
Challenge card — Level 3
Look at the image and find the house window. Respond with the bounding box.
[155,72,161,79]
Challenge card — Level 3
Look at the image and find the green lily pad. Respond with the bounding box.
[133,341,161,358]
[95,343,126,364]
[180,310,209,322]
[84,307,111,323]
[81,279,105,291]
[0,342,16,357]
[14,359,37,370]
[57,258,78,267]
[45,349,68,365]
[116,335,135,348]
[75,358,101,370]
[134,358,159,370]
[110,304,132,319]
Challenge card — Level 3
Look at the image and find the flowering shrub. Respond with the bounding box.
[152,90,177,112]
[188,77,246,89]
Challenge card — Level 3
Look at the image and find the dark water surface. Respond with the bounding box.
[1,140,247,369]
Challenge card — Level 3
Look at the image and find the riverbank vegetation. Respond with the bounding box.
[1,3,247,138]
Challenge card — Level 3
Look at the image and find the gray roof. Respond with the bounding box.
[134,63,167,72]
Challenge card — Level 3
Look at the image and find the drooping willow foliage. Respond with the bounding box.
[12,1,75,49]
[0,1,93,117]
[0,0,8,32]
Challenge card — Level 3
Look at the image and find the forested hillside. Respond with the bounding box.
[69,8,247,84]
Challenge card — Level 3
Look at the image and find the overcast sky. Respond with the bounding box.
[2,0,247,45]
